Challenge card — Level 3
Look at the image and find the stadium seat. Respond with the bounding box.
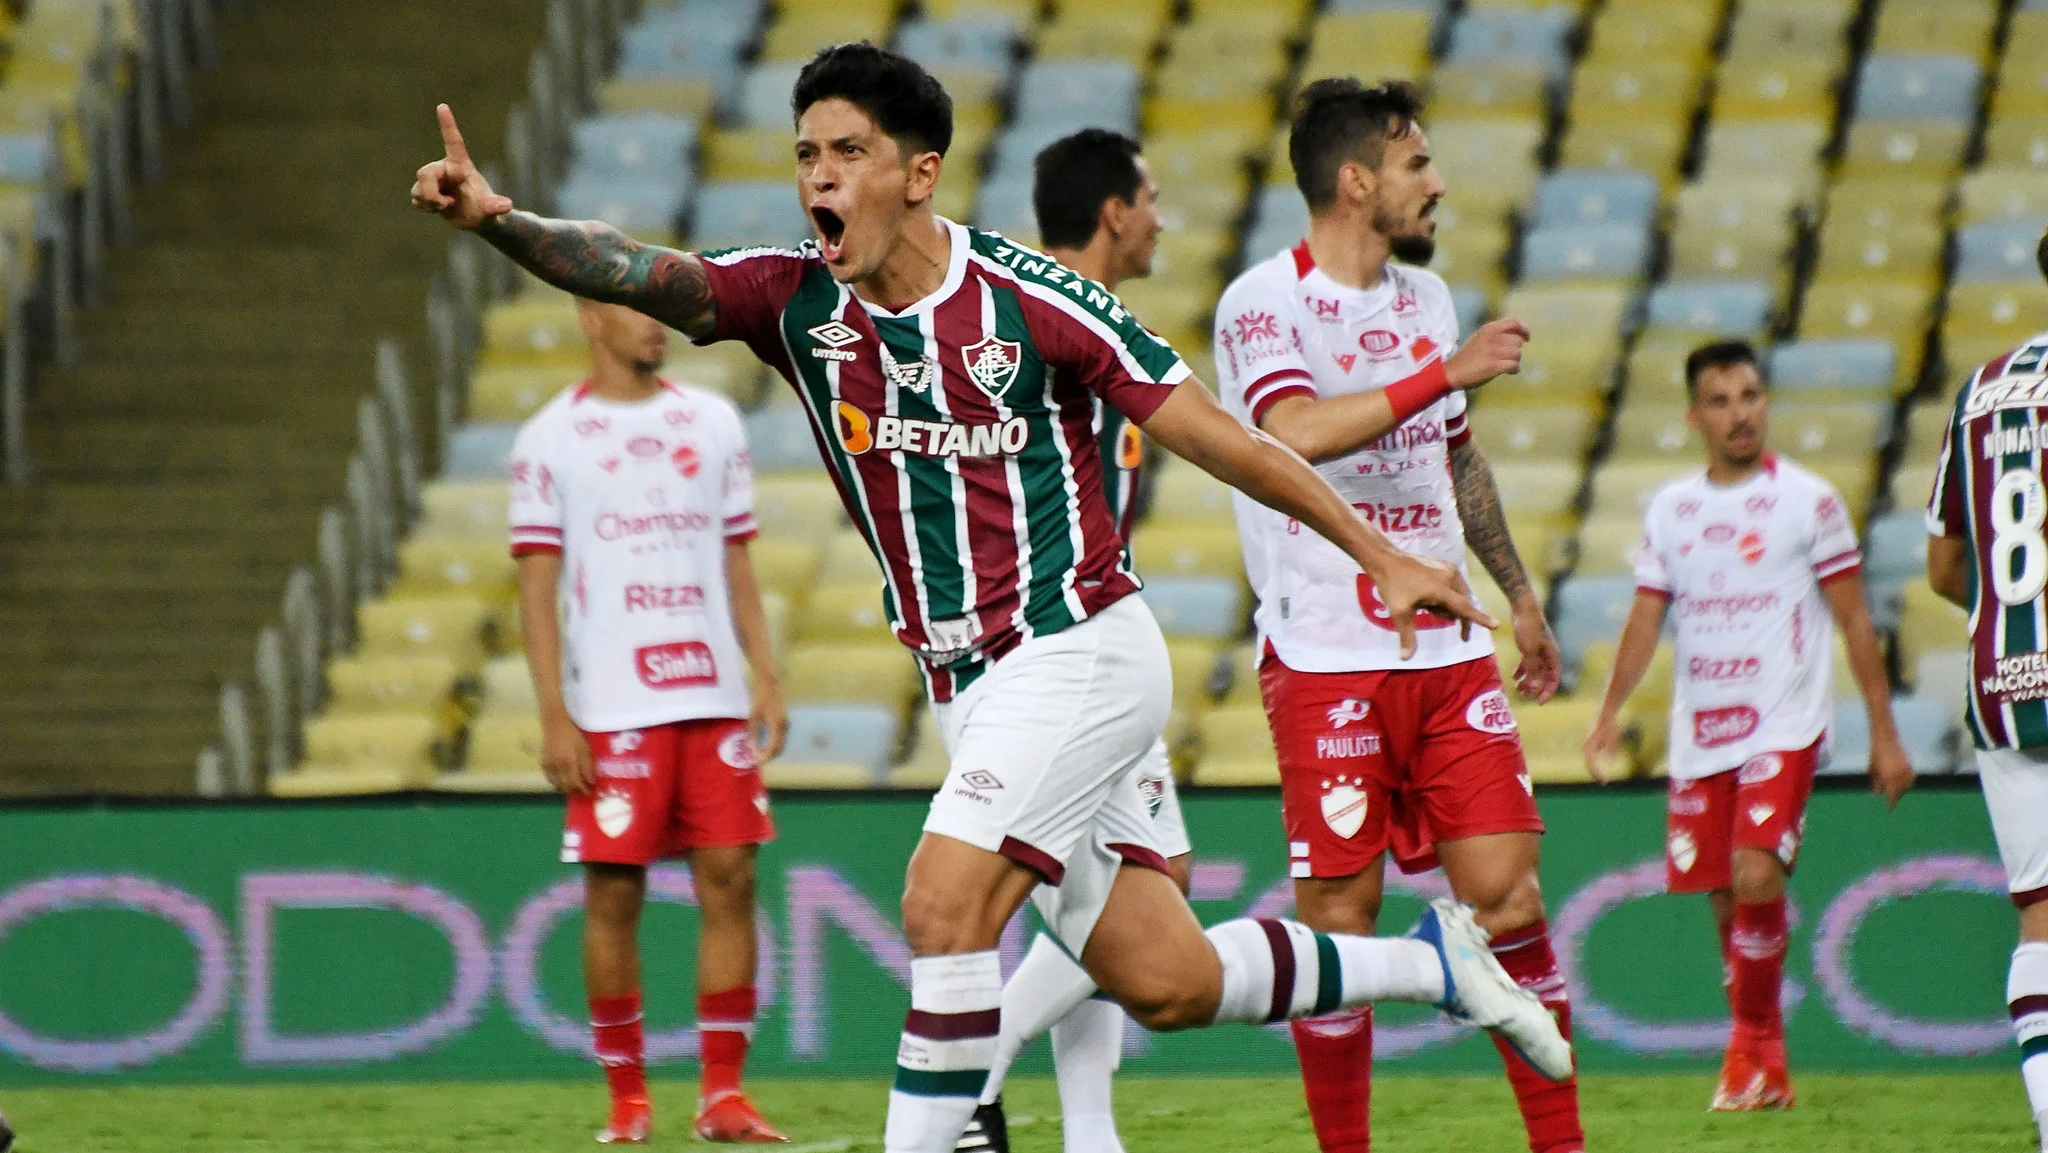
[774,703,902,783]
[1838,121,1971,180]
[1557,119,1688,181]
[1014,59,1142,133]
[420,480,511,540]
[1191,706,1279,786]
[445,424,519,480]
[895,15,1020,72]
[816,528,883,585]
[1700,120,1830,179]
[482,295,583,365]
[783,641,920,707]
[1517,223,1654,283]
[726,63,808,129]
[1983,115,2048,169]
[392,538,517,601]
[1724,0,1856,65]
[1487,461,1584,520]
[1517,698,1603,784]
[1568,514,1648,577]
[1643,280,1774,338]
[1869,0,1998,64]
[1908,648,1969,729]
[752,476,844,537]
[1896,581,1968,677]
[1467,406,1598,464]
[468,365,570,422]
[1550,575,1640,667]
[1954,223,2048,284]
[745,406,826,475]
[1606,406,1700,462]
[1811,217,1945,284]
[1823,177,1951,232]
[1887,462,1939,518]
[616,16,753,86]
[1499,284,1640,339]
[1132,523,1245,579]
[1476,337,1615,408]
[283,713,442,794]
[1863,510,1928,582]
[1444,7,1576,81]
[599,75,720,120]
[704,128,800,182]
[1942,283,2046,364]
[1768,338,1899,393]
[1621,335,1700,403]
[1824,697,1955,776]
[1302,10,1436,79]
[1148,458,1236,524]
[1034,11,1165,65]
[689,181,811,251]
[458,710,546,777]
[887,710,951,789]
[1242,185,1309,264]
[476,655,537,715]
[1428,63,1552,122]
[797,584,897,643]
[761,10,895,61]
[357,596,492,672]
[1570,57,1704,124]
[570,114,698,183]
[1798,281,1934,368]
[1898,399,1954,464]
[1587,460,1695,523]
[1426,119,1546,214]
[1532,169,1660,230]
[1853,54,1983,123]
[1576,638,1674,712]
[1958,168,2048,231]
[323,654,462,721]
[1165,638,1229,710]
[1666,223,1795,290]
[1144,576,1246,641]
[1713,56,1840,122]
[551,177,687,245]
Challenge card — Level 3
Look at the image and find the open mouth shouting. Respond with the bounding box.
[811,204,847,263]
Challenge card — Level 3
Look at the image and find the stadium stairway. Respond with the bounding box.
[0,0,547,796]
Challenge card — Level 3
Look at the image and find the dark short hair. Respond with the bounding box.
[791,41,953,158]
[1684,339,1762,400]
[1032,129,1144,249]
[1288,77,1425,212]
[2037,226,2048,283]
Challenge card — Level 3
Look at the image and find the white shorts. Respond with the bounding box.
[1135,738,1192,860]
[1975,746,2048,906]
[926,595,1173,950]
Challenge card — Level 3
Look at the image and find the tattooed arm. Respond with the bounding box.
[410,104,718,339]
[1448,437,1561,701]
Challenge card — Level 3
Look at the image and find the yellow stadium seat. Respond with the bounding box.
[1428,219,1511,291]
[1712,56,1840,122]
[1557,119,1688,182]
[1675,179,1803,236]
[1665,224,1795,290]
[749,537,823,600]
[1870,0,1997,62]
[481,294,584,366]
[1839,121,1971,181]
[1569,514,1649,578]
[284,713,442,794]
[468,365,572,422]
[420,480,512,540]
[1429,64,1551,121]
[1119,275,1222,337]
[1166,638,1227,709]
[1150,458,1236,524]
[1899,400,1954,465]
[1132,523,1245,579]
[443,710,550,790]
[1474,337,1617,410]
[1946,332,2039,381]
[1499,284,1638,341]
[358,595,493,671]
[1823,177,1952,231]
[797,583,896,642]
[1811,218,1945,284]
[1426,120,1545,216]
[599,75,718,119]
[1701,119,1830,180]
[391,537,517,605]
[1490,462,1585,520]
[753,476,844,536]
[1623,335,1700,403]
[2011,10,2048,60]
[1799,278,1937,369]
[1184,0,1310,37]
[1191,706,1278,786]
[1888,462,1938,513]
[888,710,950,789]
[1147,96,1276,139]
[1585,0,1720,64]
[1983,116,2048,170]
[1607,404,1700,462]
[1723,1,1856,65]
[1944,282,2047,348]
[1587,460,1698,523]
[669,342,767,406]
[1152,62,1284,109]
[1896,581,1967,677]
[1577,638,1674,706]
[1155,228,1235,286]
[1468,406,1599,464]
[324,654,462,720]
[783,641,920,707]
[1958,168,2048,229]
[1218,641,1261,707]
[1036,11,1163,62]
[1517,698,1606,785]
[704,128,794,182]
[1771,403,1889,462]
[760,12,894,61]
[932,180,975,227]
[1806,460,1874,524]
[432,765,553,793]
[1146,132,1258,188]
[816,528,883,585]
[762,591,793,660]
[1569,58,1705,123]
[1052,0,1171,18]
[1302,11,1434,81]
[477,655,537,715]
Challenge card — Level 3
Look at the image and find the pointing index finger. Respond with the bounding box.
[437,103,472,167]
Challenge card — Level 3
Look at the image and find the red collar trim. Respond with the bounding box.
[1291,241,1315,279]
[1762,452,1779,477]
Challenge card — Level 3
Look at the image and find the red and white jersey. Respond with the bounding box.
[1634,455,1861,780]
[508,380,757,732]
[1214,243,1490,672]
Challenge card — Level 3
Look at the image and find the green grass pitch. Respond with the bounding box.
[0,1072,2033,1152]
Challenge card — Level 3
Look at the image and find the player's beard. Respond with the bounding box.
[1376,203,1435,265]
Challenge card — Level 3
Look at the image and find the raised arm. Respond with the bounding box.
[1449,437,1559,702]
[409,105,719,339]
[1139,381,1494,657]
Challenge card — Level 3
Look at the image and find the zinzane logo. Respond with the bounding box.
[1693,705,1760,748]
[636,641,717,689]
[1464,689,1517,734]
[1359,329,1401,355]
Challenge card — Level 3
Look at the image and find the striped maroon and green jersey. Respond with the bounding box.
[1096,400,1145,543]
[696,220,1190,701]
[1928,329,2048,749]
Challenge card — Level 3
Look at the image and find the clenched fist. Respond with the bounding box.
[410,104,515,229]
[1446,317,1532,390]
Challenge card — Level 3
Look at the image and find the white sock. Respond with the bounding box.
[2011,941,2048,1148]
[1053,996,1126,1153]
[1205,918,1444,1024]
[886,951,1004,1153]
[980,933,1098,1105]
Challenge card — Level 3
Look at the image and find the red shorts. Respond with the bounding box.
[1664,736,1821,894]
[1261,648,1544,880]
[561,717,774,866]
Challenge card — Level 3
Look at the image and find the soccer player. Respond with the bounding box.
[1585,339,1914,1111]
[959,127,1182,1153]
[1924,228,2048,1153]
[416,43,1570,1153]
[509,299,791,1144]
[1214,78,1583,1153]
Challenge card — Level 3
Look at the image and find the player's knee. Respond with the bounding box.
[1120,978,1215,1033]
[1730,851,1785,902]
[899,879,973,955]
[693,854,757,919]
[1473,870,1546,936]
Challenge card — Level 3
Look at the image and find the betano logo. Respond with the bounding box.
[833,401,1028,459]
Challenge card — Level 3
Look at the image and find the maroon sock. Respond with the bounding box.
[1291,1006,1373,1151]
[1730,899,1788,1052]
[698,985,755,1099]
[590,992,647,1103]
[1488,920,1585,1153]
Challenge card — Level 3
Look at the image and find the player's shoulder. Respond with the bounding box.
[966,225,1134,329]
[1219,247,1302,304]
[1763,454,1845,506]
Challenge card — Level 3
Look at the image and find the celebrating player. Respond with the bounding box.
[1924,228,2048,1153]
[960,127,1183,1153]
[417,43,1569,1153]
[1214,78,1582,1153]
[1585,339,1914,1111]
[509,299,790,1144]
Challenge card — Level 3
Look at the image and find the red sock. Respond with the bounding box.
[1291,1006,1373,1152]
[590,992,647,1103]
[698,985,756,1099]
[1729,899,1788,1056]
[1718,918,1736,1011]
[1488,921,1585,1153]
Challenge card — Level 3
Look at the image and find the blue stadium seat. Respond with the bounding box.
[782,703,901,775]
[1853,53,1983,124]
[1823,697,1956,775]
[896,16,1020,71]
[1451,285,1488,335]
[1767,339,1897,392]
[689,180,811,250]
[445,423,520,480]
[569,114,699,181]
[983,122,1083,186]
[617,16,752,82]
[1445,7,1576,80]
[972,176,1036,238]
[727,63,808,128]
[1142,576,1245,641]
[1863,510,1928,581]
[1014,60,1141,135]
[1533,169,1660,229]
[1645,280,1774,337]
[1243,186,1310,267]
[1954,222,2048,284]
[745,405,826,475]
[555,176,689,238]
[1517,223,1653,282]
[0,133,54,183]
[1551,575,1638,668]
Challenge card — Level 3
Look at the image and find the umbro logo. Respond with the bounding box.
[808,320,861,361]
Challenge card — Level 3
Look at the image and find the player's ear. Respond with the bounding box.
[1338,159,1376,206]
[905,148,942,208]
[1101,194,1130,240]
